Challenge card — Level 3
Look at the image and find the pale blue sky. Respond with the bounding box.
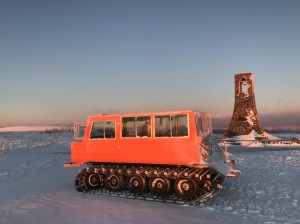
[1,0,300,128]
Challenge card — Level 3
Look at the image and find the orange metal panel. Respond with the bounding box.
[66,110,208,167]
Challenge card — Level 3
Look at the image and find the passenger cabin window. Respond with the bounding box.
[137,116,151,137]
[155,116,171,137]
[155,114,188,137]
[122,117,135,137]
[172,114,188,137]
[122,116,151,137]
[90,120,115,139]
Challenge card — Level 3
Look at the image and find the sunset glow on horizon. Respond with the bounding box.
[1,1,300,129]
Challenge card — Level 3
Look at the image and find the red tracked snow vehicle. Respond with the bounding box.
[65,110,239,205]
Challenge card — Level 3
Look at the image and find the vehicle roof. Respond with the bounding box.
[87,110,209,121]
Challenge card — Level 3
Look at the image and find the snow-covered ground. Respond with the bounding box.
[223,130,300,147]
[1,131,300,224]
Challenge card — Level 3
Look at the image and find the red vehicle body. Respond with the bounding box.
[65,110,238,205]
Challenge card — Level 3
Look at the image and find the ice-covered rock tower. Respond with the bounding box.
[224,73,265,138]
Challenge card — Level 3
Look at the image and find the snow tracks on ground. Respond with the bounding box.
[207,147,300,223]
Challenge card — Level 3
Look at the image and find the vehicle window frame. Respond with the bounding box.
[89,120,116,140]
[121,116,152,138]
[154,114,189,138]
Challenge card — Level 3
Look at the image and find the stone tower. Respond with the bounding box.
[224,73,265,137]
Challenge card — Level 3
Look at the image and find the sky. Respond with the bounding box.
[1,0,300,129]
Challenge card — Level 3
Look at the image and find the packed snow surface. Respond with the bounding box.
[223,130,300,147]
[1,132,300,224]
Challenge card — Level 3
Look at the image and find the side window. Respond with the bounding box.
[105,120,116,138]
[90,120,115,139]
[171,114,188,137]
[155,114,188,137]
[122,117,136,137]
[155,116,171,137]
[137,116,151,137]
[122,116,152,137]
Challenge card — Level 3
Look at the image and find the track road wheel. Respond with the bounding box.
[127,175,146,195]
[174,177,198,200]
[149,177,170,197]
[105,174,125,191]
[87,173,104,189]
[198,179,212,195]
[75,170,89,192]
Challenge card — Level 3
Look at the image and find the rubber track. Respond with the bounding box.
[75,164,224,206]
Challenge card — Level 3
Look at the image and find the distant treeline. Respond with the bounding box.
[43,128,72,133]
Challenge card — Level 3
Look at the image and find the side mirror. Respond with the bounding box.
[74,123,86,139]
